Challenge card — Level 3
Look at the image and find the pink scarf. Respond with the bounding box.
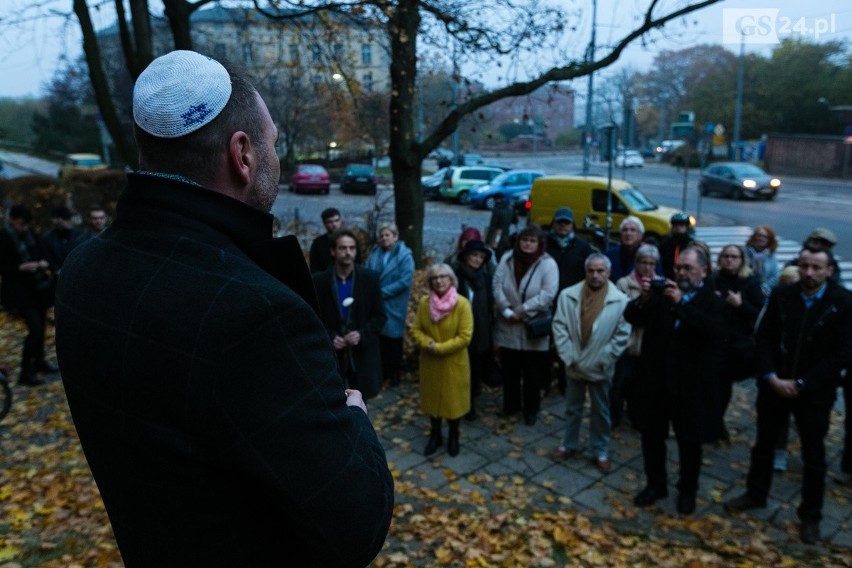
[429,286,458,323]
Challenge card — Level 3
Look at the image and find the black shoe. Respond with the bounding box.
[677,492,696,515]
[634,487,668,507]
[524,414,537,426]
[447,432,460,457]
[18,376,45,387]
[465,408,478,422]
[723,492,766,513]
[35,361,59,374]
[424,435,443,456]
[800,520,820,544]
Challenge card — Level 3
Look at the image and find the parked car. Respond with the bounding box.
[698,162,781,200]
[468,169,545,210]
[462,153,484,166]
[439,166,505,204]
[340,164,377,195]
[58,153,107,179]
[421,167,448,199]
[529,175,692,243]
[614,150,644,168]
[290,164,330,194]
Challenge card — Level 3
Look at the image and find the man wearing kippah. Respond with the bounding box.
[54,51,393,567]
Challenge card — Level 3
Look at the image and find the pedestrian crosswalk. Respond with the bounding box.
[694,226,852,291]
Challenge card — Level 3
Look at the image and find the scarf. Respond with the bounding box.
[429,285,458,323]
[580,282,607,349]
[512,247,544,286]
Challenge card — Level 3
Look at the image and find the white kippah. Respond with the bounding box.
[133,50,232,138]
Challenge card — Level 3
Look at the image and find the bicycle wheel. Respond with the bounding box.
[0,376,10,422]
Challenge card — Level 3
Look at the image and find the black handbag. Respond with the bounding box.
[525,316,553,339]
[520,261,552,339]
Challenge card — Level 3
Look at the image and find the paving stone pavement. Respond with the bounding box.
[370,373,852,557]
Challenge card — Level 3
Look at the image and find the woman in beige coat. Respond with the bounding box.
[492,224,559,425]
[410,263,473,457]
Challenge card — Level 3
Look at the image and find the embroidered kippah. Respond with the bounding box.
[133,50,232,138]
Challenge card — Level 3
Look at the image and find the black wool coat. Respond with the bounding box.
[55,174,393,568]
[313,266,387,399]
[755,280,852,404]
[624,284,727,443]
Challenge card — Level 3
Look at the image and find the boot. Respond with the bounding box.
[424,417,443,456]
[447,419,460,457]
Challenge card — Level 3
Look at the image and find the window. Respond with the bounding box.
[592,189,628,214]
[332,43,343,60]
[362,73,373,91]
[242,43,253,63]
[311,45,322,63]
[289,44,299,63]
[361,44,372,65]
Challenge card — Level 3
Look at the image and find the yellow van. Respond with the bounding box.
[529,175,692,241]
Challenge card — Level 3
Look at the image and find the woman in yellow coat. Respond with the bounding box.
[410,263,473,457]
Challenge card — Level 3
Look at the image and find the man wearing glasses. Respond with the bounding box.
[624,246,726,515]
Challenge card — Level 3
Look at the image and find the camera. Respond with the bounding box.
[649,277,668,292]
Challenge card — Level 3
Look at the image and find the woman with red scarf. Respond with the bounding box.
[411,263,473,457]
[493,224,559,425]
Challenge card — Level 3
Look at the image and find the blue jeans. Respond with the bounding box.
[562,378,611,458]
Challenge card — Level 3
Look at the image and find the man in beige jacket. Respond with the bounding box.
[550,253,630,473]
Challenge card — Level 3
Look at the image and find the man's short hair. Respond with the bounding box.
[330,228,359,249]
[682,245,710,269]
[321,208,341,222]
[51,206,73,220]
[800,244,835,267]
[134,57,263,186]
[584,252,611,271]
[88,204,105,215]
[619,216,644,233]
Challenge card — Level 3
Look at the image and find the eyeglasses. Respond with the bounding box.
[429,275,451,281]
[720,254,742,259]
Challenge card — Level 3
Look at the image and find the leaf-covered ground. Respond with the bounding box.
[1,310,850,567]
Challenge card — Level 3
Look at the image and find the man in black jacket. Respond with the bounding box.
[625,246,726,515]
[724,245,852,544]
[55,50,393,567]
[313,229,386,400]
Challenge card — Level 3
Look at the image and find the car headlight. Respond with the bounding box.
[742,179,757,189]
[770,178,781,188]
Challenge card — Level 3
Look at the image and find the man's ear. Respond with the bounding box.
[227,130,253,186]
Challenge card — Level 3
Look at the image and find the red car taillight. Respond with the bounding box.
[525,200,531,210]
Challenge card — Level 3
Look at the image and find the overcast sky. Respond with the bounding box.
[0,0,849,99]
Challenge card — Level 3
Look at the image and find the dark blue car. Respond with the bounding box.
[468,169,545,210]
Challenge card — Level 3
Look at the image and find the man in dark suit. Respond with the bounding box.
[313,229,386,400]
[42,206,87,275]
[724,245,852,544]
[309,207,361,273]
[625,246,726,515]
[54,50,393,567]
[0,204,57,386]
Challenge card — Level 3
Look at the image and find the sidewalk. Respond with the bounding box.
[369,373,852,564]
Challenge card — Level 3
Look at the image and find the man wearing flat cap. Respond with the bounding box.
[54,51,393,567]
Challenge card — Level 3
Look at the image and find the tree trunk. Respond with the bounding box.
[387,0,425,266]
[163,0,194,50]
[73,0,138,168]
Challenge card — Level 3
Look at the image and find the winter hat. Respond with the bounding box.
[133,50,232,138]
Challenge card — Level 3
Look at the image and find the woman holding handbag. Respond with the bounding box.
[492,224,559,426]
[410,264,473,457]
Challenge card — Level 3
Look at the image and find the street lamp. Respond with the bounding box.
[582,0,598,175]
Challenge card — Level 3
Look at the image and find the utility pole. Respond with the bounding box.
[732,34,745,161]
[582,0,597,175]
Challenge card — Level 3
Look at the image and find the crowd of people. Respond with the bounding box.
[305,203,850,545]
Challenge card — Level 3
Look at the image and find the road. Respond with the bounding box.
[3,148,851,262]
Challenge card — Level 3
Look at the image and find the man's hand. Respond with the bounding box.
[19,261,41,272]
[344,330,361,346]
[769,376,799,399]
[332,336,347,350]
[344,389,368,414]
[662,280,682,304]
